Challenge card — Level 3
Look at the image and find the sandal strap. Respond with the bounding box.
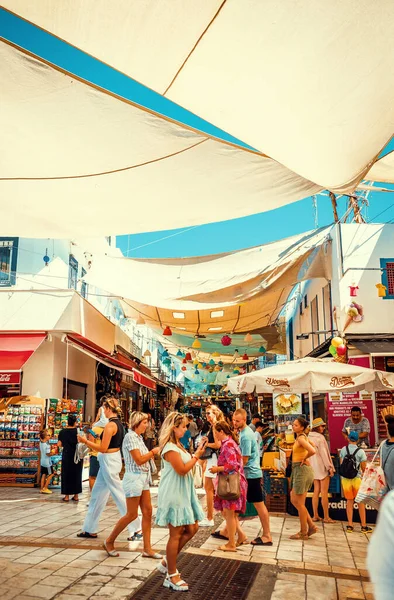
[167,571,179,578]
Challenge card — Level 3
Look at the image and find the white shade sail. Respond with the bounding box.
[1,3,394,237]
[2,1,394,193]
[227,358,394,395]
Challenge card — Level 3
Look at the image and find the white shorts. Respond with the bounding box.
[205,453,218,479]
[122,472,150,498]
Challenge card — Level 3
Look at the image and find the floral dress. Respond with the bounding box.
[214,437,247,513]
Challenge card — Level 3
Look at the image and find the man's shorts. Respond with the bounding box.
[246,477,264,503]
[40,466,51,476]
[89,455,100,478]
[341,477,361,500]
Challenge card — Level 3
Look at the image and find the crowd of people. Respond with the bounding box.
[37,397,394,593]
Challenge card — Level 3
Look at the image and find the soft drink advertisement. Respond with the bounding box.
[326,390,376,452]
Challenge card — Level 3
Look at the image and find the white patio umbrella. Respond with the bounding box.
[227,358,394,425]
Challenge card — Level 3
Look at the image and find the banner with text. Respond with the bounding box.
[327,390,375,452]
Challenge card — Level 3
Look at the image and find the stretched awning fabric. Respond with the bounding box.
[84,227,332,341]
[2,2,394,237]
[0,333,47,371]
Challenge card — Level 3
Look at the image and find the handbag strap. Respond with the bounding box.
[371,441,385,464]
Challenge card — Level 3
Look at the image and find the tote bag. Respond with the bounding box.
[217,471,240,501]
[355,444,386,510]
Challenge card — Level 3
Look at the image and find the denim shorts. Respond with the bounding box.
[123,472,150,498]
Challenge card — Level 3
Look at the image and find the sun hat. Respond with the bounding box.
[312,417,326,428]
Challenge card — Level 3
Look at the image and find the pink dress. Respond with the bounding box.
[309,431,334,480]
[214,437,247,513]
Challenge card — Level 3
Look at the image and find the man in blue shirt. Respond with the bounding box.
[233,408,272,546]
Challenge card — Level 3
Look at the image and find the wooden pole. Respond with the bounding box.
[329,192,339,223]
[347,195,365,223]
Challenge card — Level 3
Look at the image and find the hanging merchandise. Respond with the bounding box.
[221,335,232,346]
[163,326,172,336]
[244,333,253,342]
[376,283,387,298]
[349,284,359,297]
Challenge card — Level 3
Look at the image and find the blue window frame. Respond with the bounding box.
[380,258,394,299]
[0,238,18,287]
[80,267,87,298]
[68,255,78,290]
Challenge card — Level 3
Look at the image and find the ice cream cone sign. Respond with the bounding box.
[343,302,364,331]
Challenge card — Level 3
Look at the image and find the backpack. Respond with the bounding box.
[339,446,361,479]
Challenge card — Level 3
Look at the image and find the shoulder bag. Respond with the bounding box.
[217,471,241,501]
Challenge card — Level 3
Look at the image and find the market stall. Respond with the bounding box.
[0,396,45,487]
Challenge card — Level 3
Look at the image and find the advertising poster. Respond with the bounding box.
[273,392,302,415]
[375,391,394,440]
[326,390,375,452]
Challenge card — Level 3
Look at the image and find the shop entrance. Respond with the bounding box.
[63,378,87,417]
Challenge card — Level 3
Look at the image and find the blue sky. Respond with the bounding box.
[2,7,394,259]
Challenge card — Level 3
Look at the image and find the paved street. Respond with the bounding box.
[0,485,374,599]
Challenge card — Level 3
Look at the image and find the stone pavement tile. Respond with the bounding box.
[117,567,154,579]
[79,550,108,561]
[13,555,49,565]
[185,547,213,556]
[90,586,130,599]
[303,562,332,573]
[331,566,359,576]
[22,584,64,599]
[60,583,101,596]
[278,559,305,569]
[270,592,305,600]
[34,560,65,571]
[87,565,123,576]
[362,582,374,595]
[55,566,90,580]
[100,557,136,568]
[277,572,306,583]
[306,574,338,600]
[81,575,113,585]
[67,559,104,570]
[337,579,365,600]
[109,577,141,590]
[303,555,329,565]
[57,549,89,558]
[0,588,21,600]
[28,548,64,557]
[40,575,75,588]
[250,555,277,565]
[277,550,303,561]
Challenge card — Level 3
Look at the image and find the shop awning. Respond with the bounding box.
[0,333,47,372]
[132,370,157,392]
[351,339,394,355]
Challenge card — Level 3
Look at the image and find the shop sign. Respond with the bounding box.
[327,390,375,452]
[0,372,21,385]
[376,391,394,440]
[273,392,302,415]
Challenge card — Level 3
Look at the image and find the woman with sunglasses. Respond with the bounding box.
[155,412,207,592]
[309,417,336,523]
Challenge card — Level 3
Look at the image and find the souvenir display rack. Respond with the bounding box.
[0,396,45,487]
[46,398,84,488]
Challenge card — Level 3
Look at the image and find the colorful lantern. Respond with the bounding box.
[136,315,145,325]
[192,338,201,349]
[176,349,183,357]
[259,346,266,353]
[163,357,171,366]
[209,359,215,366]
[221,335,232,346]
[193,358,199,365]
[331,337,343,348]
[143,349,151,357]
[163,326,172,336]
[197,363,203,369]
[182,358,187,364]
[212,351,220,357]
[162,349,169,358]
[218,361,224,367]
[244,333,253,342]
[195,368,199,375]
[242,353,249,360]
[233,368,240,374]
[181,366,187,371]
[185,352,192,361]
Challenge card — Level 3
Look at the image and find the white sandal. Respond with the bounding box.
[157,557,167,574]
[163,572,189,592]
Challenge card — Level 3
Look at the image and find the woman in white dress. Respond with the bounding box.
[309,418,336,523]
[199,405,223,527]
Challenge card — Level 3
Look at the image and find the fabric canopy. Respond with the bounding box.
[1,3,394,237]
[227,357,394,394]
[0,333,47,371]
[84,226,331,338]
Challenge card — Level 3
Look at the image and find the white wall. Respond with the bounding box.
[287,223,394,358]
[22,334,96,420]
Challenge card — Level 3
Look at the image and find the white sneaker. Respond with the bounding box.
[199,518,215,527]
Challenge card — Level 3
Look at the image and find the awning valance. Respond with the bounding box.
[0,333,47,373]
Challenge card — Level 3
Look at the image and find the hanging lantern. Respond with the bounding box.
[143,349,151,357]
[212,351,220,357]
[136,315,145,325]
[205,364,210,370]
[195,368,200,375]
[197,363,203,369]
[181,366,187,371]
[244,333,253,342]
[163,357,171,367]
[226,374,230,379]
[259,346,266,354]
[202,362,207,368]
[221,334,232,347]
[233,368,240,374]
[193,358,199,365]
[185,352,192,361]
[242,352,249,360]
[192,338,201,349]
[176,349,183,357]
[162,349,169,358]
[163,325,172,336]
[182,358,187,364]
[214,365,220,372]
[209,359,215,366]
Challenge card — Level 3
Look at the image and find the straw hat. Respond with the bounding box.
[312,417,326,428]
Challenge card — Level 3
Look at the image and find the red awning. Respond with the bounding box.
[0,333,47,372]
[133,369,157,392]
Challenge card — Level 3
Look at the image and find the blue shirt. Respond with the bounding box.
[180,429,192,450]
[239,426,262,479]
[39,442,52,468]
[339,443,367,478]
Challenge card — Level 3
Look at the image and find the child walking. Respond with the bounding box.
[39,429,53,494]
[339,430,373,533]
